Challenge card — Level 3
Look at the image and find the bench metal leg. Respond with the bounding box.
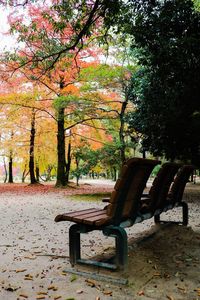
[103,225,128,269]
[154,214,160,223]
[68,224,128,270]
[154,202,188,226]
[181,202,188,226]
[69,224,81,266]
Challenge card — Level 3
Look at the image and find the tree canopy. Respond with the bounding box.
[118,0,200,166]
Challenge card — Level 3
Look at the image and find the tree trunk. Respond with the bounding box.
[8,131,14,183]
[119,96,128,165]
[3,157,7,183]
[142,150,146,159]
[22,166,29,183]
[56,107,67,187]
[8,151,13,183]
[29,109,37,184]
[65,136,71,183]
[112,167,117,181]
[45,165,54,181]
[35,163,40,182]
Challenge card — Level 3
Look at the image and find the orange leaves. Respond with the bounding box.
[60,84,80,96]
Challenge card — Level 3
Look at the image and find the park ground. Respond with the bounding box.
[0,179,200,300]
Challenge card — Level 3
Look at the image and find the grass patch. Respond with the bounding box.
[70,192,111,202]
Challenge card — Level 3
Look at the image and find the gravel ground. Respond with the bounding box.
[0,181,200,300]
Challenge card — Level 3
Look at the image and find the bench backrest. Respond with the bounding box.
[148,162,181,212]
[168,164,195,205]
[106,157,160,225]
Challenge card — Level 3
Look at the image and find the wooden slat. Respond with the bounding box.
[72,210,106,223]
[83,213,109,225]
[55,208,100,222]
[62,208,99,217]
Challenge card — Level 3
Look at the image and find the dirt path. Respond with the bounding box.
[0,181,200,300]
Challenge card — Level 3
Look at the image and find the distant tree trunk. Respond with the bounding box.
[8,131,14,183]
[29,109,37,184]
[142,150,146,159]
[3,157,7,183]
[22,167,29,183]
[112,167,117,181]
[8,151,13,183]
[75,156,80,186]
[56,107,67,187]
[65,135,71,183]
[119,95,128,165]
[35,163,40,182]
[45,165,54,181]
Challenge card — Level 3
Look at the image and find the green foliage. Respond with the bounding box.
[123,0,200,166]
[71,146,99,184]
[193,0,200,10]
[98,142,121,170]
[54,95,79,110]
[80,64,134,89]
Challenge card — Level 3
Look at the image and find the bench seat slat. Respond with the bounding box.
[64,208,99,217]
[55,208,101,222]
[72,210,106,223]
[84,213,111,225]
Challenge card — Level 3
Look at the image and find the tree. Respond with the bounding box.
[80,62,138,165]
[2,3,125,186]
[120,0,200,166]
[71,143,99,186]
[2,0,125,72]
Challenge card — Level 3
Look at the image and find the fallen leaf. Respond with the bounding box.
[48,285,57,290]
[166,295,174,300]
[19,294,28,298]
[24,275,33,281]
[24,255,36,260]
[138,290,145,296]
[37,292,48,295]
[70,275,77,282]
[15,269,27,273]
[103,290,112,296]
[177,286,186,293]
[85,279,97,287]
[153,272,161,277]
[4,284,19,292]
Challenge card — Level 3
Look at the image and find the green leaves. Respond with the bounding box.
[126,0,200,165]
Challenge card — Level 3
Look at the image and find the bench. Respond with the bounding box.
[153,164,195,225]
[55,158,194,270]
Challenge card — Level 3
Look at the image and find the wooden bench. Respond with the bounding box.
[153,164,194,225]
[55,158,194,270]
